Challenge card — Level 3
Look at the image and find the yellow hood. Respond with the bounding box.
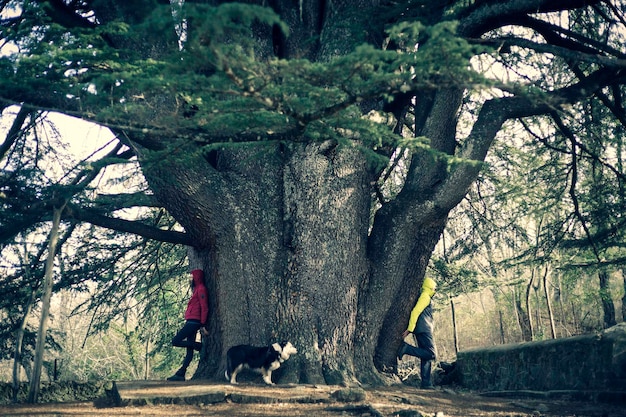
[422,277,436,296]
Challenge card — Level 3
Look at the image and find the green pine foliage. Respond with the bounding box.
[1,3,484,164]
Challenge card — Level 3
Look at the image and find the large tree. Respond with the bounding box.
[2,0,626,384]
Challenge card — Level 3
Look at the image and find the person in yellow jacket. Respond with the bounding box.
[397,277,437,389]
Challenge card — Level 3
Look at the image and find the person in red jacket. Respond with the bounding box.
[167,269,209,381]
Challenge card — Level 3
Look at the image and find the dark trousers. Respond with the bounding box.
[171,320,202,373]
[404,332,436,387]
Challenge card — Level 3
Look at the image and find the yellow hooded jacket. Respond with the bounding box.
[406,277,436,333]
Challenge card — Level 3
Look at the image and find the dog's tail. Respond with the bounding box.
[225,353,232,381]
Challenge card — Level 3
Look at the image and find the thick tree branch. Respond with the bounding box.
[474,37,626,69]
[0,134,165,245]
[518,15,626,59]
[41,0,97,29]
[470,66,626,160]
[434,66,626,215]
[458,0,604,37]
[63,204,192,246]
[373,45,626,255]
[92,191,161,211]
[0,190,174,245]
[0,107,30,161]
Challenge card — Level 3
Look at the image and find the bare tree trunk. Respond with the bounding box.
[622,269,626,321]
[514,284,532,342]
[532,273,542,339]
[542,266,556,339]
[13,285,36,402]
[555,273,569,337]
[525,275,534,341]
[27,204,64,403]
[571,301,579,334]
[512,286,521,338]
[144,339,150,380]
[450,297,459,353]
[598,270,616,329]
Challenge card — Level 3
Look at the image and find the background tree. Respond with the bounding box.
[0,107,190,389]
[27,201,64,403]
[2,0,626,385]
[431,14,626,346]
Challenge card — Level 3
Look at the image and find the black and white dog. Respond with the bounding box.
[225,341,297,385]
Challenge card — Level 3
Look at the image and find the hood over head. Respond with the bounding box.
[191,269,205,286]
[421,277,436,296]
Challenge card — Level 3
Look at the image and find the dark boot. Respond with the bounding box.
[397,342,409,360]
[167,368,186,381]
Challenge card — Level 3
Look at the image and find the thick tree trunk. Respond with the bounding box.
[280,142,371,384]
[122,0,574,386]
[133,84,468,384]
[138,131,458,384]
[361,216,446,380]
[140,140,372,383]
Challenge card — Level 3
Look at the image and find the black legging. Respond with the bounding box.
[403,332,436,387]
[171,320,202,371]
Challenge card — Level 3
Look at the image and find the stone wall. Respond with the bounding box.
[0,380,110,405]
[456,323,626,392]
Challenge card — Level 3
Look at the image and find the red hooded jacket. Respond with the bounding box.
[185,269,209,325]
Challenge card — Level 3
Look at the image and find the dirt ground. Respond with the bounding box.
[0,381,624,417]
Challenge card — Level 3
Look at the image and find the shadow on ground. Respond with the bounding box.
[0,380,624,417]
